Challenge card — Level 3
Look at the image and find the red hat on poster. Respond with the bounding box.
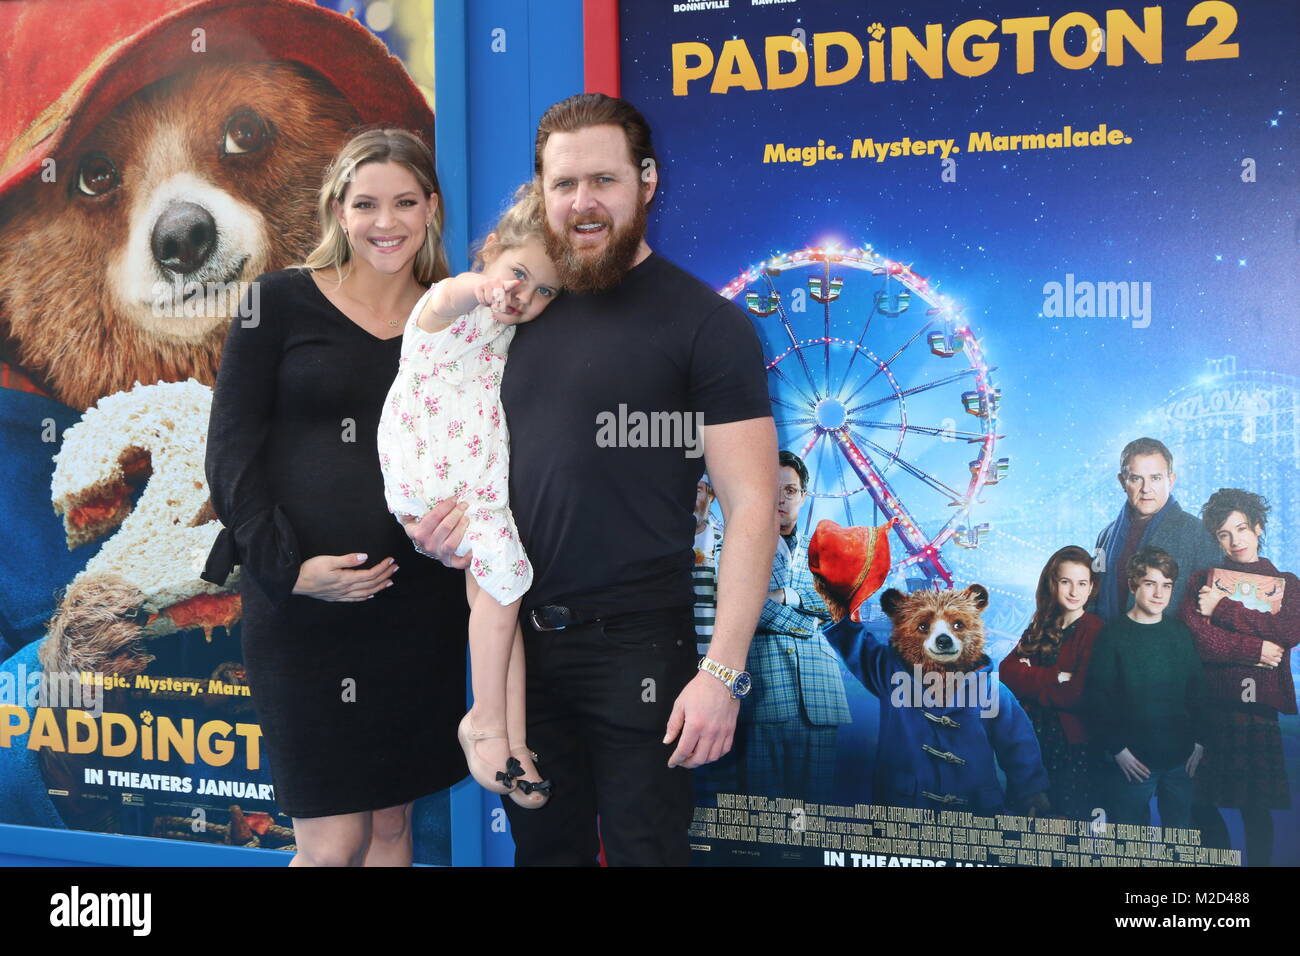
[808,517,896,623]
[0,0,435,201]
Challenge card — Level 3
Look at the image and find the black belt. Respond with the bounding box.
[527,603,688,632]
[527,604,605,632]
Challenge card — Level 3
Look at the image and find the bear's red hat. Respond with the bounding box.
[808,517,895,622]
[0,0,436,201]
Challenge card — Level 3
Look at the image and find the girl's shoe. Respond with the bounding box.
[506,745,552,809]
[458,713,520,794]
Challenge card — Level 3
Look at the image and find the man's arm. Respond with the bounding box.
[787,548,830,620]
[755,542,828,635]
[665,416,778,768]
[756,589,820,636]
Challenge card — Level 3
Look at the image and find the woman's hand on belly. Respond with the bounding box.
[293,553,398,601]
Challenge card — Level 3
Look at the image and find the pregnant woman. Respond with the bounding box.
[202,128,468,866]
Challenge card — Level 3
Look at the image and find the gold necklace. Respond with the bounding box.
[329,276,407,330]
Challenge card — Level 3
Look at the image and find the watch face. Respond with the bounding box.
[732,672,752,698]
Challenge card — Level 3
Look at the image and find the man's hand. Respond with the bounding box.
[1057,671,1072,683]
[400,498,472,570]
[293,553,396,601]
[1196,585,1224,618]
[664,671,739,768]
[1113,747,1150,783]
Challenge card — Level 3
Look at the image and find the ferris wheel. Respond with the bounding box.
[718,243,1007,589]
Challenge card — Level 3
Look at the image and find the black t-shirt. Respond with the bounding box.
[500,251,771,615]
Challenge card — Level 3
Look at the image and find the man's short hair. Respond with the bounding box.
[1201,487,1270,536]
[1127,545,1179,590]
[1119,437,1173,473]
[779,450,809,492]
[534,93,660,199]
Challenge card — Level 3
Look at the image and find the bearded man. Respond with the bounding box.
[407,93,777,866]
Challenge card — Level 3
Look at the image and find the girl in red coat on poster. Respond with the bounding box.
[1181,488,1298,867]
[1000,545,1105,821]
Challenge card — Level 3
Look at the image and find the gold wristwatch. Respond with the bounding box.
[698,656,752,699]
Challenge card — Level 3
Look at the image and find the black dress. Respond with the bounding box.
[201,267,468,819]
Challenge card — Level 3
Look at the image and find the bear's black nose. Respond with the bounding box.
[935,633,955,652]
[152,201,216,275]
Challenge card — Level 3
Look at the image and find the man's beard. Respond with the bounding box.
[544,199,648,294]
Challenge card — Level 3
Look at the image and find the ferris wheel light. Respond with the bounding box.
[724,243,1003,591]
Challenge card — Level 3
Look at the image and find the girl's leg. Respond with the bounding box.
[288,811,371,867]
[462,572,519,785]
[363,801,415,867]
[505,621,549,807]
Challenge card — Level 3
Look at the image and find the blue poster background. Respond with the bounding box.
[620,0,1299,865]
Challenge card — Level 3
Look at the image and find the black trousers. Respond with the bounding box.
[501,605,699,866]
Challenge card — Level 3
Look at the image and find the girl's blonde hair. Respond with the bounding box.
[471,182,547,270]
[298,126,450,285]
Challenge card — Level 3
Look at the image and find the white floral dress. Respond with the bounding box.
[377,281,533,605]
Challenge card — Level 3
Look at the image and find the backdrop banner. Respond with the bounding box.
[0,0,455,864]
[619,0,1299,868]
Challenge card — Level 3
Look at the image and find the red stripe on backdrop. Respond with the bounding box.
[583,0,620,95]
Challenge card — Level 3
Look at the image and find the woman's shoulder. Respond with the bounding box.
[253,266,316,297]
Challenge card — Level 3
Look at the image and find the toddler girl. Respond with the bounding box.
[377,184,560,807]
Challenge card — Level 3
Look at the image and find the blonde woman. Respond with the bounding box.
[203,128,469,866]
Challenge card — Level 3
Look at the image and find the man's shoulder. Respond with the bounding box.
[1161,497,1194,522]
[1093,618,1125,645]
[638,252,737,319]
[1156,502,1215,549]
[1158,616,1199,654]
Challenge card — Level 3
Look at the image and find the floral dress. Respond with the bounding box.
[377,281,532,605]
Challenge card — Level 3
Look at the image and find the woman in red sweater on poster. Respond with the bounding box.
[1000,545,1105,821]
[1181,488,1298,867]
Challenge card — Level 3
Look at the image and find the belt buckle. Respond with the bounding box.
[529,607,567,632]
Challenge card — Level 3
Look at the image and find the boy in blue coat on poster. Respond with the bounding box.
[810,519,1050,814]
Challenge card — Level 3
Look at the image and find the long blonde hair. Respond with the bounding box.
[298,127,450,285]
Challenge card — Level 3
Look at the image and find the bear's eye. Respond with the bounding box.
[222,109,271,157]
[917,622,929,633]
[74,152,119,197]
[953,620,964,630]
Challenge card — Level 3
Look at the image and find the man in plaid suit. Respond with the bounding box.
[733,451,850,803]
